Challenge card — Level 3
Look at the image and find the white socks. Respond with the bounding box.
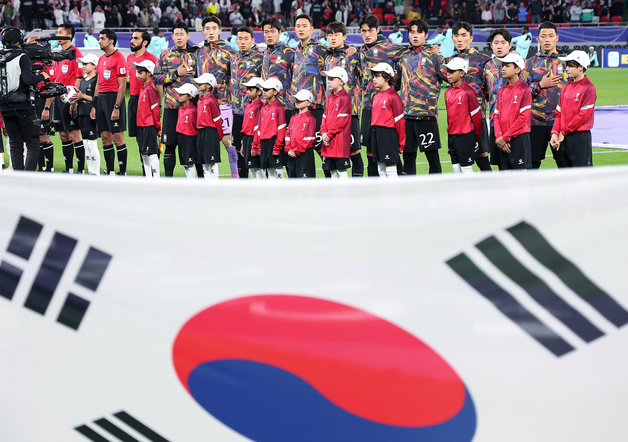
[452,163,462,173]
[184,165,196,178]
[84,139,100,175]
[331,169,349,179]
[267,167,285,179]
[452,163,473,174]
[250,168,264,179]
[202,162,219,179]
[461,165,474,174]
[141,154,160,179]
[377,162,398,178]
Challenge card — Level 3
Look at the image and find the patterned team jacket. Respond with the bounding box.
[398,45,447,119]
[290,39,328,108]
[448,47,491,113]
[521,52,568,127]
[230,45,263,115]
[196,40,238,106]
[359,34,406,110]
[325,45,363,116]
[483,57,508,121]
[262,42,295,110]
[154,44,198,110]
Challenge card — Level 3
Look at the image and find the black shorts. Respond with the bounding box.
[360,108,372,149]
[35,97,52,135]
[53,96,79,133]
[310,107,324,151]
[500,132,531,170]
[287,149,316,178]
[197,127,221,163]
[78,115,98,140]
[487,122,500,165]
[405,118,441,153]
[350,115,361,153]
[372,126,400,164]
[127,95,139,137]
[178,134,196,166]
[448,132,478,167]
[562,130,592,167]
[162,108,178,146]
[322,156,351,172]
[137,126,159,156]
[242,134,260,168]
[260,137,286,169]
[476,117,489,155]
[96,92,126,134]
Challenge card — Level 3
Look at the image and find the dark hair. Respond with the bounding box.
[202,15,222,28]
[153,26,160,36]
[407,19,428,34]
[374,71,394,85]
[237,26,254,38]
[100,28,117,45]
[1,27,22,46]
[59,24,76,38]
[452,21,473,36]
[522,26,529,32]
[172,22,189,33]
[538,21,557,33]
[326,21,347,35]
[488,28,512,43]
[133,28,152,47]
[359,14,379,30]
[447,20,454,27]
[261,17,281,32]
[295,14,313,25]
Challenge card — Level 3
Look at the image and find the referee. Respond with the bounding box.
[0,28,49,171]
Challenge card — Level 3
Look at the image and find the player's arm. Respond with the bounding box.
[284,120,294,154]
[154,53,177,85]
[392,95,406,152]
[562,86,596,136]
[252,114,261,154]
[148,87,162,131]
[209,99,224,139]
[273,108,287,154]
[494,90,503,140]
[467,89,483,140]
[502,90,531,142]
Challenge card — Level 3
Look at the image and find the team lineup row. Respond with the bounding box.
[1,15,596,178]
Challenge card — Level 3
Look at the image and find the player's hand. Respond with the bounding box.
[26,36,39,44]
[41,71,50,81]
[251,150,258,157]
[345,46,357,56]
[238,147,243,156]
[157,130,162,138]
[539,72,562,89]
[177,65,194,77]
[322,133,330,145]
[221,134,232,148]
[41,108,50,121]
[89,107,96,120]
[288,150,296,158]
[111,108,120,121]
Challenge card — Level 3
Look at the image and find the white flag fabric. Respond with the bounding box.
[1,168,627,442]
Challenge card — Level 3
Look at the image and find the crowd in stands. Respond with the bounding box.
[0,0,625,31]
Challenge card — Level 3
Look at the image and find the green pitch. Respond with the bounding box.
[2,68,627,177]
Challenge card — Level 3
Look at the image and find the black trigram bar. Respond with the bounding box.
[447,253,575,357]
[75,247,112,292]
[23,232,77,315]
[94,418,140,442]
[476,236,605,343]
[75,425,111,442]
[113,411,170,442]
[0,260,22,300]
[6,216,43,260]
[508,221,628,328]
[75,412,170,442]
[57,293,90,330]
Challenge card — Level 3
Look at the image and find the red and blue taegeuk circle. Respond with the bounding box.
[172,295,477,441]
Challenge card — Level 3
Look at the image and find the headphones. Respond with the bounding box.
[1,27,23,46]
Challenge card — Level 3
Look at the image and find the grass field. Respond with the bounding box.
[2,68,627,177]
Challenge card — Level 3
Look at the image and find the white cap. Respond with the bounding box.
[78,53,99,66]
[260,77,283,91]
[174,83,199,98]
[291,89,314,102]
[242,76,264,89]
[559,50,590,69]
[132,59,156,74]
[321,66,348,83]
[496,52,525,70]
[365,62,395,77]
[193,73,217,88]
[443,57,469,73]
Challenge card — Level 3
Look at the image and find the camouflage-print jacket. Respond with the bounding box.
[359,35,406,110]
[483,57,507,121]
[230,45,263,115]
[196,40,238,105]
[154,45,198,110]
[262,42,295,110]
[324,45,362,116]
[521,52,568,126]
[398,45,447,119]
[290,39,328,108]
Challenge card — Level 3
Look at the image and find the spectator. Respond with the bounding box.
[553,0,565,22]
[251,7,262,25]
[84,27,99,47]
[124,5,138,27]
[207,0,219,14]
[610,0,625,18]
[138,7,150,26]
[218,7,229,25]
[159,10,174,26]
[53,3,65,26]
[230,5,244,26]
[311,0,323,27]
[113,5,123,27]
[93,5,106,32]
[530,0,542,23]
[167,1,180,19]
[80,1,93,28]
[512,25,532,58]
[507,2,518,22]
[518,1,528,22]
[542,0,554,21]
[274,0,282,13]
[588,46,599,66]
[220,0,232,10]
[1,1,17,26]
[195,10,204,30]
[569,0,582,22]
[481,4,493,23]
[335,3,349,24]
[460,1,470,21]
[152,1,162,19]
[185,11,195,27]
[581,2,594,21]
[493,2,506,23]
[451,2,462,21]
[69,6,81,25]
[20,0,34,30]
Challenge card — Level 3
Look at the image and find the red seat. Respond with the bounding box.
[401,18,409,25]
[600,15,609,22]
[384,13,395,23]
[372,7,383,20]
[611,15,622,22]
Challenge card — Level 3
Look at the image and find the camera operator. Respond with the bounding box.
[0,28,50,171]
[42,24,84,173]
